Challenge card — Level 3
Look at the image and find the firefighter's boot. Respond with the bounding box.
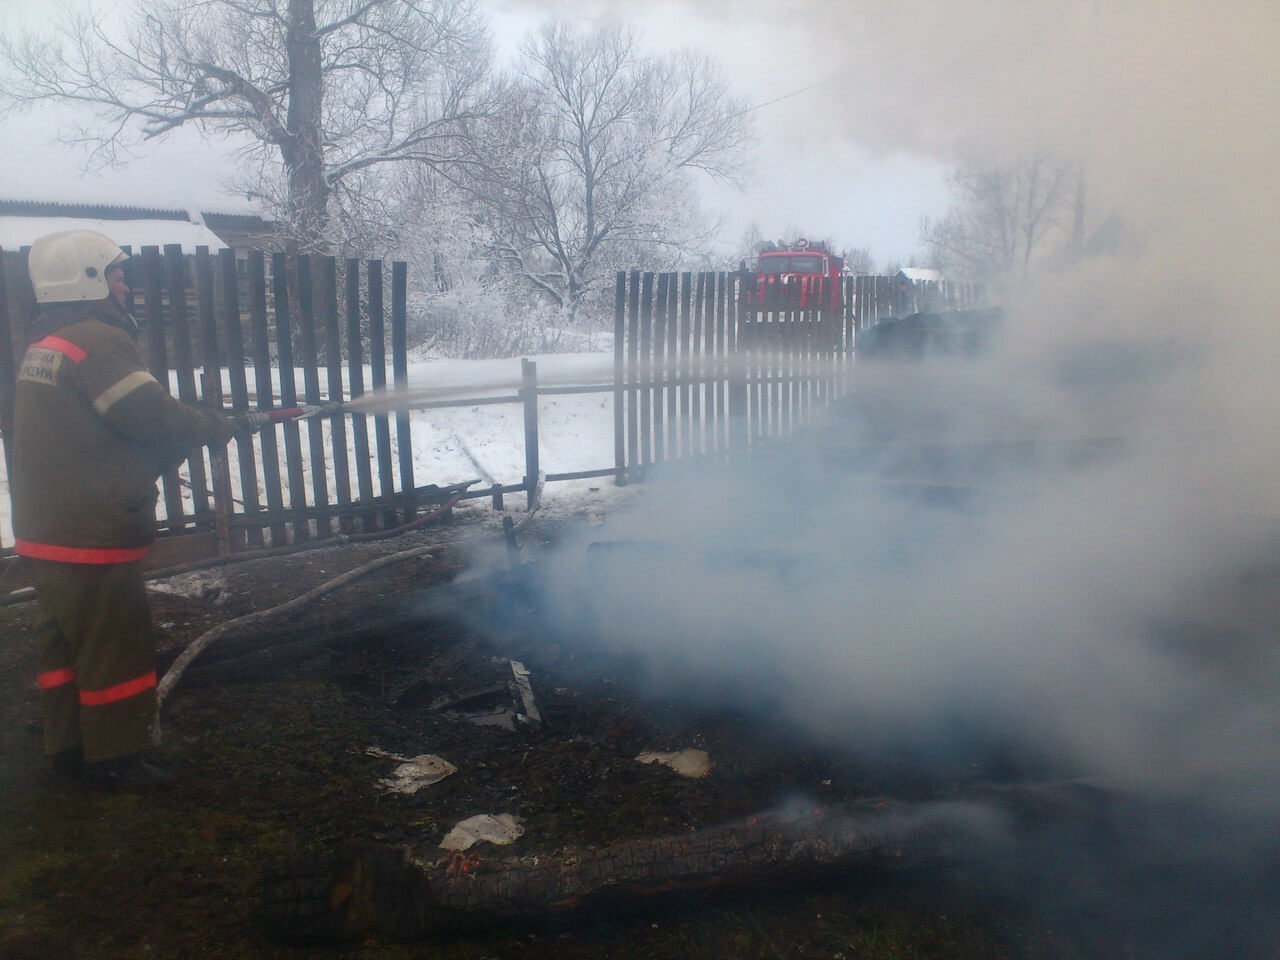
[84,753,175,792]
[49,745,85,780]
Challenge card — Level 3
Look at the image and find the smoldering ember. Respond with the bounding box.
[1,2,1278,959]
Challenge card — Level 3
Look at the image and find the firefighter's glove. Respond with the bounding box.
[207,414,239,446]
[233,412,270,437]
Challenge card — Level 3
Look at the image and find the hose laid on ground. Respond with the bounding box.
[154,544,437,722]
[155,475,549,693]
[0,585,36,608]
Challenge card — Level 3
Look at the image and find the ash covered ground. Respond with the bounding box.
[1,463,1276,958]
[3,305,1280,958]
[0,493,1018,960]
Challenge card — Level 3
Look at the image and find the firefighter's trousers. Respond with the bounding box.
[31,558,157,763]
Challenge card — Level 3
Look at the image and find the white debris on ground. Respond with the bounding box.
[147,569,229,602]
[366,747,457,795]
[439,814,525,851]
[635,748,713,778]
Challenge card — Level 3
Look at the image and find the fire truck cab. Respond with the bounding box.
[745,238,844,311]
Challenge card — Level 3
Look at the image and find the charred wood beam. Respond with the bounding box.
[260,782,1109,944]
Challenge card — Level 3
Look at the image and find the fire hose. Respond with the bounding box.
[236,400,347,432]
[154,543,438,713]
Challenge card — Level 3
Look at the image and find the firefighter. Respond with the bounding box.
[11,230,243,791]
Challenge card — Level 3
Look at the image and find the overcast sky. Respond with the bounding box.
[0,0,949,264]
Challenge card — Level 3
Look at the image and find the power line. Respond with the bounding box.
[731,79,830,119]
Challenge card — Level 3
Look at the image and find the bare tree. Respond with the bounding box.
[842,245,875,276]
[733,221,766,268]
[2,0,494,250]
[919,152,1074,285]
[462,20,752,325]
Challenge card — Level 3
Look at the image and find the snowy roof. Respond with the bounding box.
[0,199,191,222]
[895,267,944,283]
[0,198,277,252]
[0,215,227,253]
[0,198,268,221]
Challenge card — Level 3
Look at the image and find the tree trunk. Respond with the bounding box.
[284,0,329,252]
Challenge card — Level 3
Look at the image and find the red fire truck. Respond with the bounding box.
[743,238,844,311]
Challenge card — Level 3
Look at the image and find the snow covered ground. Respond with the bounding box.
[0,352,624,548]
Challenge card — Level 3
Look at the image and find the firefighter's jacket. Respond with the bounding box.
[11,298,234,563]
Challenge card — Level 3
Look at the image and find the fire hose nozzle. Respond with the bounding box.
[298,400,345,419]
[235,402,346,432]
[239,411,275,432]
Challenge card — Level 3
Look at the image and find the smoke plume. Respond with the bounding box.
[492,1,1280,953]
[508,0,1280,797]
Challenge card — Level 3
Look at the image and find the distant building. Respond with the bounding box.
[0,199,274,254]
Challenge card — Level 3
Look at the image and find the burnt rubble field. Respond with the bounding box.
[1,488,1276,960]
[0,514,1027,958]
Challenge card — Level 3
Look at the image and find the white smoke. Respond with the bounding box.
[505,0,1280,803]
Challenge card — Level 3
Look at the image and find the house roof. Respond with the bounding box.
[0,200,191,222]
[201,211,274,232]
[0,200,274,253]
[0,215,227,253]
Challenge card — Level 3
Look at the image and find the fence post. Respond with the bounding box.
[638,272,652,472]
[728,349,748,455]
[245,249,287,546]
[271,253,311,544]
[613,272,626,486]
[140,247,185,530]
[320,257,352,533]
[345,258,374,531]
[521,358,540,509]
[295,255,331,536]
[391,261,414,524]
[652,273,669,465]
[366,261,397,529]
[163,244,211,526]
[218,248,262,543]
[203,369,234,556]
[626,270,640,472]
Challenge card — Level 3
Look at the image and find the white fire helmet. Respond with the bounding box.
[27,230,129,304]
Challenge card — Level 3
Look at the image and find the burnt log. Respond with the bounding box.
[260,782,1107,944]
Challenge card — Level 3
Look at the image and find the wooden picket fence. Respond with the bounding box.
[611,270,984,479]
[0,245,432,561]
[0,249,982,567]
